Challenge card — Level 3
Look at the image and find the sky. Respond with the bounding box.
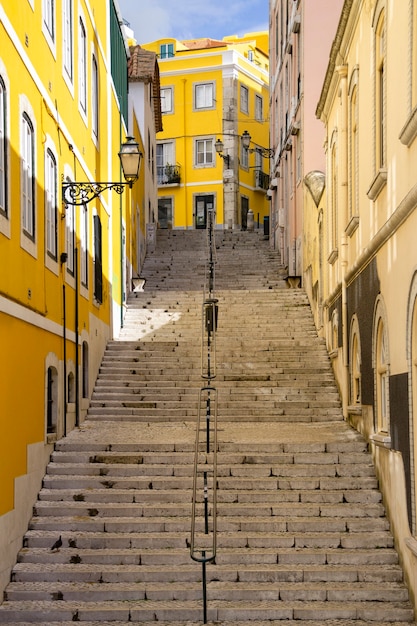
[117,0,269,45]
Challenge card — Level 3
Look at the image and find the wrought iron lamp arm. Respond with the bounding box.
[247,146,274,158]
[62,181,128,206]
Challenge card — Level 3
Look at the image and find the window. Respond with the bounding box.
[45,149,57,260]
[78,17,87,113]
[161,87,173,114]
[330,139,338,253]
[375,10,386,169]
[376,317,389,433]
[0,76,7,217]
[255,94,263,121]
[156,142,174,184]
[43,0,55,42]
[350,319,362,405]
[194,83,214,110]
[160,43,174,59]
[93,214,103,303]
[92,54,99,139]
[195,138,214,166]
[240,85,249,114]
[241,141,249,169]
[21,113,35,239]
[65,196,75,274]
[80,205,88,287]
[62,0,73,81]
[349,81,359,218]
[47,366,58,434]
[82,341,89,398]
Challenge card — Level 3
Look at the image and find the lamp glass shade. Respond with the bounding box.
[119,137,142,186]
[241,130,251,149]
[215,139,224,154]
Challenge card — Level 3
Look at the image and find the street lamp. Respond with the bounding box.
[241,130,274,158]
[215,138,230,168]
[62,137,143,205]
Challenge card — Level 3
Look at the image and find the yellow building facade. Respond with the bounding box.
[141,33,270,230]
[0,0,143,593]
[313,0,417,608]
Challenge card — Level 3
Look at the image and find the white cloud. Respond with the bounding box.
[117,0,268,44]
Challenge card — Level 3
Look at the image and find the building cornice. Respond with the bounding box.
[316,0,355,120]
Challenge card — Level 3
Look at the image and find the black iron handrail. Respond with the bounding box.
[190,207,218,623]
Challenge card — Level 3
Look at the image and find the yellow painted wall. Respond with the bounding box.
[142,34,269,230]
[0,0,142,593]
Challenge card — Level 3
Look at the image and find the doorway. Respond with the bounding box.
[195,195,214,229]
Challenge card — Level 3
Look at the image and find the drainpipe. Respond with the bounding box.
[63,284,67,437]
[337,64,349,419]
[75,246,79,427]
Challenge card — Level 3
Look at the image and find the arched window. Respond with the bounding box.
[350,318,362,405]
[47,366,58,434]
[348,72,359,220]
[67,371,75,403]
[82,341,89,398]
[331,309,339,353]
[373,298,390,438]
[375,11,386,169]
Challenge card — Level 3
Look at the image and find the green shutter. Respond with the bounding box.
[109,0,128,125]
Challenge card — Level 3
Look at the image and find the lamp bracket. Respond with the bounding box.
[62,181,128,206]
[247,147,274,158]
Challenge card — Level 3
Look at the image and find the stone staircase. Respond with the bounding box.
[0,229,415,625]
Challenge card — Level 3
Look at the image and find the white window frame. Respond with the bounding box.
[161,87,173,114]
[78,15,87,117]
[62,0,73,84]
[0,75,7,219]
[195,138,214,167]
[194,82,215,110]
[80,203,88,288]
[255,94,263,121]
[45,147,57,261]
[240,84,249,114]
[160,43,174,59]
[91,51,99,141]
[42,0,56,54]
[21,112,35,240]
[156,142,174,184]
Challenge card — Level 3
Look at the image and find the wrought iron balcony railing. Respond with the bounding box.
[157,164,181,186]
[255,168,270,190]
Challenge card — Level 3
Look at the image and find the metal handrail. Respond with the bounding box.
[189,207,219,623]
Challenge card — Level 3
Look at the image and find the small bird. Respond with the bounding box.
[50,536,62,552]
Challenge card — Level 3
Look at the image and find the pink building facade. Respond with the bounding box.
[269,0,343,283]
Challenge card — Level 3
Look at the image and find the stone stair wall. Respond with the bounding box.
[0,229,414,625]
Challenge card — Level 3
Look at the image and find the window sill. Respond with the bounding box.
[367,168,387,201]
[405,536,417,557]
[399,106,417,147]
[370,432,391,448]
[345,215,359,237]
[328,248,338,265]
[347,405,362,415]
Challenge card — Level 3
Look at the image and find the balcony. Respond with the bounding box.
[255,169,270,191]
[157,164,181,186]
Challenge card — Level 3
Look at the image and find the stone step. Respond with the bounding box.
[0,599,413,623]
[3,580,410,602]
